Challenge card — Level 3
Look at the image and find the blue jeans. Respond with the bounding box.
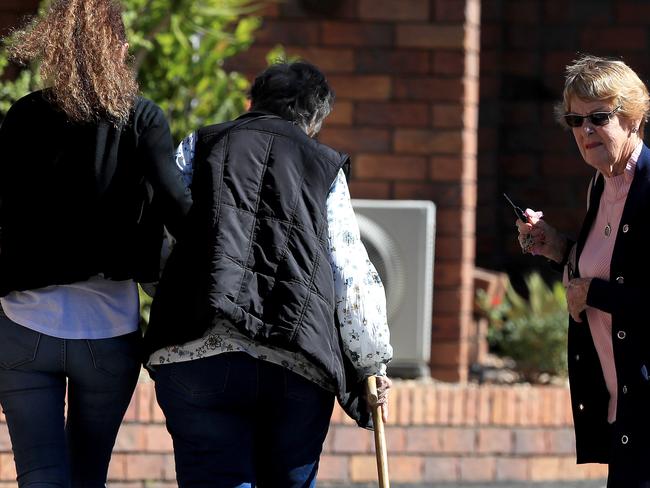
[0,310,141,488]
[153,352,335,488]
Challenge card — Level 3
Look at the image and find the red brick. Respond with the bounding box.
[423,456,459,482]
[580,27,647,51]
[425,387,438,424]
[616,3,650,22]
[477,428,513,454]
[435,207,475,236]
[464,385,478,426]
[348,181,392,199]
[459,456,496,482]
[0,454,15,481]
[108,453,127,480]
[434,261,470,287]
[394,129,463,155]
[430,156,467,181]
[430,341,463,367]
[256,20,321,46]
[435,385,451,424]
[359,0,430,21]
[357,49,430,74]
[355,154,428,180]
[144,425,174,452]
[225,46,271,73]
[397,24,465,49]
[432,51,466,75]
[278,0,359,19]
[495,457,529,481]
[123,454,173,480]
[411,386,426,425]
[432,103,463,129]
[322,22,394,47]
[138,379,155,422]
[390,455,425,482]
[430,366,464,382]
[385,426,407,452]
[439,427,475,453]
[449,387,465,425]
[331,426,373,453]
[546,428,575,455]
[0,426,9,452]
[514,429,547,455]
[317,455,349,482]
[529,456,562,481]
[394,77,464,101]
[258,2,280,18]
[466,0,481,26]
[328,75,392,100]
[405,426,442,452]
[319,127,391,153]
[394,182,439,200]
[356,102,429,127]
[327,101,353,125]
[434,0,467,21]
[397,386,412,426]
[504,0,539,23]
[114,424,145,451]
[285,47,356,73]
[349,455,376,482]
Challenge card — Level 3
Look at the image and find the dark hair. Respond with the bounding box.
[8,0,137,125]
[249,61,334,135]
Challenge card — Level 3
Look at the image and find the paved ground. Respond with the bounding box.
[320,482,606,488]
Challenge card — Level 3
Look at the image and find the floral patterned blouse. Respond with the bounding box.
[148,132,393,390]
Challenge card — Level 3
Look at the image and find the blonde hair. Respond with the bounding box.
[555,54,650,135]
[8,0,138,125]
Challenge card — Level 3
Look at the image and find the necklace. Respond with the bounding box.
[603,173,627,237]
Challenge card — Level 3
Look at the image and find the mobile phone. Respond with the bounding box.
[503,193,528,223]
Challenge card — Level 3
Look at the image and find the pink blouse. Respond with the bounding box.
[578,142,641,423]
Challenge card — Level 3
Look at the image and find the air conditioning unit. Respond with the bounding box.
[352,199,435,378]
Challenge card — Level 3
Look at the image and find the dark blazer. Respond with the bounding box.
[569,143,650,465]
[0,90,192,294]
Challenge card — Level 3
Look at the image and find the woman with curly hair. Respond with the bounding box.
[0,0,191,486]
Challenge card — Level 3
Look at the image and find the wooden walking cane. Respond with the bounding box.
[366,376,390,488]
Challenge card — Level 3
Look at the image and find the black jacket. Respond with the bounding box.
[0,90,191,295]
[569,144,650,465]
[144,113,373,427]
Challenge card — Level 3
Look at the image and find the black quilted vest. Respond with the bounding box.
[145,113,372,427]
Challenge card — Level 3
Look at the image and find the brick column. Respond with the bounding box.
[233,0,480,382]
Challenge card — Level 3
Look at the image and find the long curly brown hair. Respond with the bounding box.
[9,0,138,125]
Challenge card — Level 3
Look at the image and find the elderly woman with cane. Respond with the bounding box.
[144,61,393,487]
[516,54,650,487]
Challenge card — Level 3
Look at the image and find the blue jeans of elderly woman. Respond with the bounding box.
[152,352,335,488]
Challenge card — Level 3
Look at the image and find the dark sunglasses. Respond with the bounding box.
[563,105,621,128]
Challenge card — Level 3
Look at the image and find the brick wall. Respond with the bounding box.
[477,0,650,286]
[231,0,481,382]
[0,379,607,486]
[1,0,480,382]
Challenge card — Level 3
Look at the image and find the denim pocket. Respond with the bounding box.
[0,312,41,369]
[168,355,230,397]
[86,331,142,377]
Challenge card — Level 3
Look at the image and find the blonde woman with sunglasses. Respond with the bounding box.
[516,55,650,487]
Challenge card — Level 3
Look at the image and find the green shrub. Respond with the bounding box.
[477,272,568,383]
[0,0,268,141]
